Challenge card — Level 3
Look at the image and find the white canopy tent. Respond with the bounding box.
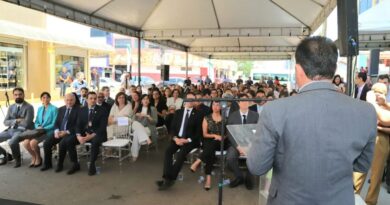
[2,0,389,60]
[2,0,338,60]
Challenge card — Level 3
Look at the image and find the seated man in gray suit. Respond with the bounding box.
[226,93,259,189]
[0,87,34,168]
[247,36,377,205]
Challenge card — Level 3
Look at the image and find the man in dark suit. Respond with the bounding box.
[97,91,112,117]
[41,93,80,174]
[354,72,370,101]
[249,90,266,115]
[221,93,239,119]
[156,92,202,190]
[247,37,376,205]
[0,88,34,167]
[226,93,259,189]
[68,92,108,176]
[194,92,211,118]
[101,86,115,106]
[79,87,89,107]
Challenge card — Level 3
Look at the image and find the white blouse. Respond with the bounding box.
[166,97,183,110]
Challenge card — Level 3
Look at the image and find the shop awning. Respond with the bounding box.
[0,19,114,52]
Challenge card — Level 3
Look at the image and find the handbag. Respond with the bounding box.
[19,128,46,140]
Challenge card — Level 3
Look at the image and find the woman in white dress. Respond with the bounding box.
[134,95,158,145]
[166,89,183,110]
[107,92,151,162]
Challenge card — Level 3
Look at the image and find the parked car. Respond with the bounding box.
[100,77,121,88]
[157,77,185,87]
[130,76,156,86]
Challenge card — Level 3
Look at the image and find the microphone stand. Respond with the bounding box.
[184,97,271,205]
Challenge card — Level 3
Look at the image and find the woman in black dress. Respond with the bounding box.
[190,101,223,190]
[151,89,167,127]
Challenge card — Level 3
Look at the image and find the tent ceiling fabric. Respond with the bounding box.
[8,0,338,60]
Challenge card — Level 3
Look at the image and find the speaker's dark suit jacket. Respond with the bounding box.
[170,108,202,146]
[76,105,108,141]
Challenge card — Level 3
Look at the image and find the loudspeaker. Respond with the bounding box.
[369,49,380,76]
[337,0,359,57]
[161,65,169,81]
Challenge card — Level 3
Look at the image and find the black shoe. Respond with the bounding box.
[229,178,244,188]
[7,154,13,161]
[55,165,63,173]
[34,161,42,168]
[29,164,35,168]
[0,159,6,165]
[67,164,80,175]
[245,176,254,190]
[40,165,52,171]
[158,179,175,191]
[155,180,164,187]
[14,160,21,168]
[88,164,96,176]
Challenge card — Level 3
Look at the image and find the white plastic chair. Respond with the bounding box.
[102,124,133,165]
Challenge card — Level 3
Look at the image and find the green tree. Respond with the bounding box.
[236,61,253,77]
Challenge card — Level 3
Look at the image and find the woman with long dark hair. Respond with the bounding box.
[151,89,167,127]
[134,95,158,147]
[190,101,223,191]
[332,74,345,93]
[131,91,141,116]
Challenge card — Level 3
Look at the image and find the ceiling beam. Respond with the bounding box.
[310,0,337,34]
[147,40,188,52]
[142,27,310,39]
[269,0,311,29]
[189,46,296,53]
[211,54,292,61]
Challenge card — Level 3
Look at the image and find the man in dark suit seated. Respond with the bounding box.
[41,93,80,174]
[249,89,266,115]
[0,88,34,168]
[194,92,211,118]
[97,91,112,117]
[101,86,115,106]
[156,92,202,190]
[354,71,370,101]
[68,92,108,176]
[226,93,259,189]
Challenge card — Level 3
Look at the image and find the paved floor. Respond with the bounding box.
[0,141,260,205]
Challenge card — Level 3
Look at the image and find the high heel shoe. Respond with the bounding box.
[29,164,35,168]
[204,184,211,191]
[34,158,42,168]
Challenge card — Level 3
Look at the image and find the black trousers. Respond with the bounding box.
[67,135,104,165]
[199,139,220,175]
[163,140,197,180]
[43,134,75,167]
[226,146,253,180]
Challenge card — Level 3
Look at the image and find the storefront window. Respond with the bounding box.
[0,43,24,89]
[55,55,85,87]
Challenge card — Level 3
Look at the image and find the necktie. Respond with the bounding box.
[16,106,20,118]
[242,115,247,124]
[60,108,70,131]
[181,110,190,137]
[88,108,94,125]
